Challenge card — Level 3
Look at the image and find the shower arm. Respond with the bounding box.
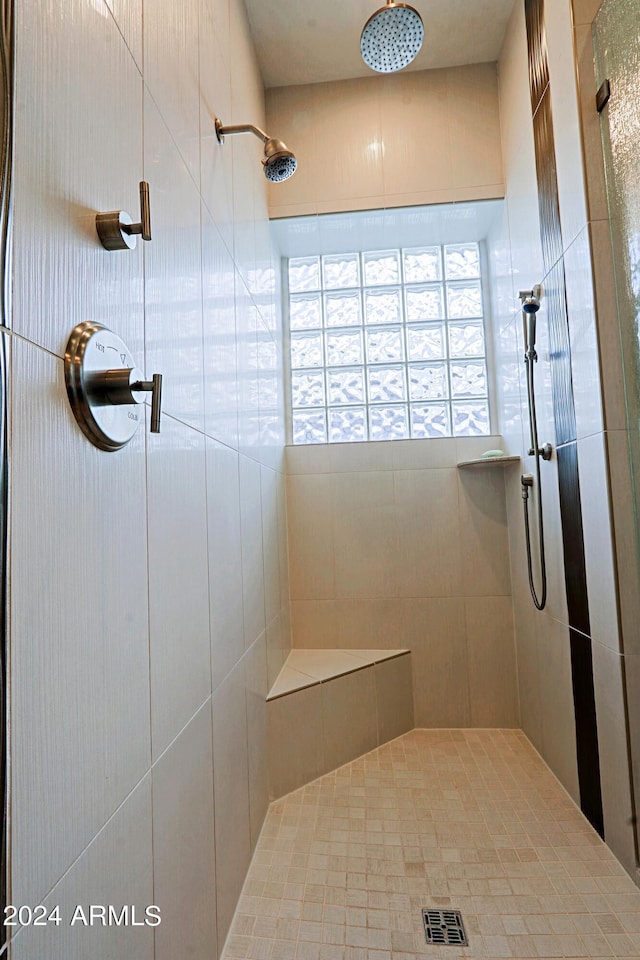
[215,120,268,144]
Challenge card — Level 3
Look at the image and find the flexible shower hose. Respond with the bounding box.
[522,351,547,611]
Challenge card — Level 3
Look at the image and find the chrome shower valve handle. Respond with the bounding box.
[65,321,163,451]
[96,181,152,251]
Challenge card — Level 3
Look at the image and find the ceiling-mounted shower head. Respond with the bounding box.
[215,118,297,183]
[360,0,424,74]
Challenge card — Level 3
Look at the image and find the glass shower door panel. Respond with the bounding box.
[594,0,640,849]
[595,0,640,553]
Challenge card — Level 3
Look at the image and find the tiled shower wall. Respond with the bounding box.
[8,0,290,957]
[286,437,519,730]
[489,0,637,876]
[265,64,504,219]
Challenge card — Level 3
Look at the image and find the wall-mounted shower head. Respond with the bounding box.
[361,0,424,73]
[215,119,297,183]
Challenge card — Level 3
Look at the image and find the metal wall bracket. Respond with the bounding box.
[64,321,162,451]
[596,79,611,113]
[96,181,152,251]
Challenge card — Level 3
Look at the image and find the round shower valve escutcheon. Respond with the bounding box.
[64,321,163,452]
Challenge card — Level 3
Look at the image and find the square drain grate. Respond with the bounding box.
[422,909,468,947]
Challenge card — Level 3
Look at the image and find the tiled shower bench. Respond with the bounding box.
[267,649,413,798]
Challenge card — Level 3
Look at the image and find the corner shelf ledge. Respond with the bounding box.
[457,455,521,469]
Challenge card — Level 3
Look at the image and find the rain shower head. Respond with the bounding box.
[360,0,424,74]
[215,119,297,183]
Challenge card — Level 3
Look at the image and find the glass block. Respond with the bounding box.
[322,253,360,289]
[329,407,366,442]
[444,243,480,279]
[290,293,322,330]
[290,330,323,369]
[327,366,365,405]
[364,288,402,325]
[289,256,320,292]
[407,322,446,361]
[446,280,483,318]
[450,360,487,398]
[366,325,404,363]
[325,290,362,327]
[367,364,407,403]
[452,401,490,436]
[410,403,451,438]
[403,246,442,283]
[448,320,485,358]
[408,362,449,401]
[292,408,327,444]
[405,284,444,321]
[369,405,409,441]
[326,329,364,366]
[291,370,325,408]
[363,249,400,285]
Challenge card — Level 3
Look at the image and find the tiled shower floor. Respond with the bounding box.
[223,730,640,960]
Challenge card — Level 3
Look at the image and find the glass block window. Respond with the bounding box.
[288,244,490,443]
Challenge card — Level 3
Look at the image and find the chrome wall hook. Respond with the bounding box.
[96,181,152,251]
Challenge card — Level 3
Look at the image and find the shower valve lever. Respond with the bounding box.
[65,322,164,451]
[96,181,152,251]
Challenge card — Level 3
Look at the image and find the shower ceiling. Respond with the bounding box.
[244,0,516,88]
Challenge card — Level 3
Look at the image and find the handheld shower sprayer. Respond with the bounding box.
[519,286,541,357]
[517,286,551,611]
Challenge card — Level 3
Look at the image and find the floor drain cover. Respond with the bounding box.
[422,909,468,946]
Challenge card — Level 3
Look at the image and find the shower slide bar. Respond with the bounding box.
[519,287,551,611]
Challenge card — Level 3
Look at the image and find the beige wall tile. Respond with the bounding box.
[13,0,144,359]
[577,433,620,651]
[536,615,580,803]
[148,415,211,760]
[207,440,246,688]
[245,634,270,850]
[290,599,339,648]
[266,64,503,218]
[10,341,150,907]
[335,598,405,649]
[591,642,636,874]
[144,0,200,181]
[268,684,324,799]
[285,443,331,475]
[321,669,377,772]
[403,599,470,727]
[11,777,154,960]
[332,471,398,599]
[202,213,239,449]
[287,474,335,600]
[375,655,414,744]
[261,465,282,629]
[465,597,519,727]
[380,69,451,200]
[606,430,640,657]
[457,467,512,597]
[447,63,504,190]
[564,227,604,441]
[212,661,251,944]
[314,77,385,207]
[394,469,463,598]
[239,455,267,648]
[546,0,589,251]
[513,600,542,752]
[153,703,217,960]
